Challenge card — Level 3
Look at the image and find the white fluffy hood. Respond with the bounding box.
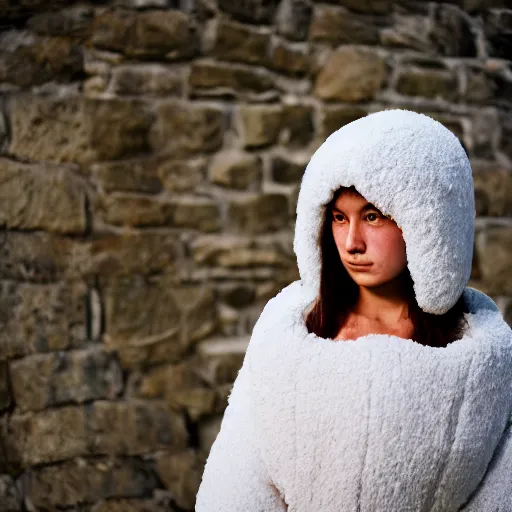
[294,109,475,314]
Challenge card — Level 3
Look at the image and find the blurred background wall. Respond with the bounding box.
[0,0,510,510]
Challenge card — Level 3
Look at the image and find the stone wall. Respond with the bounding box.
[0,0,510,510]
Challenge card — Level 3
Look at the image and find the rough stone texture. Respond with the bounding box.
[239,104,283,148]
[282,103,314,146]
[275,0,312,41]
[0,281,87,360]
[189,61,276,97]
[110,64,183,96]
[266,37,309,76]
[314,47,387,101]
[209,18,269,64]
[21,457,159,508]
[0,30,84,87]
[27,5,94,37]
[228,193,289,233]
[150,100,224,155]
[0,475,21,511]
[475,227,512,295]
[154,449,204,510]
[0,158,88,234]
[91,9,199,59]
[473,165,512,217]
[336,0,392,14]
[218,0,279,24]
[395,67,459,101]
[10,347,124,412]
[310,5,379,45]
[483,8,512,59]
[8,95,153,165]
[210,150,263,189]
[271,155,306,184]
[104,277,216,368]
[321,105,367,138]
[0,1,510,509]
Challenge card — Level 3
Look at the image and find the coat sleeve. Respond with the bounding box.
[459,423,512,512]
[195,359,288,512]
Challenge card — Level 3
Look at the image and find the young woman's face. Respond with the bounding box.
[331,188,408,288]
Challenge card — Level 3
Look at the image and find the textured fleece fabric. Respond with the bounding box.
[195,110,512,511]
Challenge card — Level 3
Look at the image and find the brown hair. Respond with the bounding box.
[305,187,469,348]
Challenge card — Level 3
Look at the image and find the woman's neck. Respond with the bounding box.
[352,277,410,326]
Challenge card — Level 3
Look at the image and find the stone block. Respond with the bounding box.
[218,0,279,24]
[110,64,183,96]
[158,158,206,193]
[210,150,263,189]
[475,226,512,295]
[150,101,224,155]
[86,400,188,455]
[380,13,432,51]
[7,406,88,467]
[189,234,294,268]
[0,475,21,511]
[91,159,163,195]
[430,4,477,57]
[473,165,512,217]
[0,231,88,283]
[189,61,276,97]
[88,232,181,280]
[310,5,379,45]
[275,0,312,41]
[27,5,93,36]
[104,275,183,367]
[22,457,158,508]
[195,337,247,386]
[281,104,314,146]
[395,68,458,101]
[468,108,498,158]
[484,9,512,60]
[8,95,153,165]
[228,193,289,233]
[266,38,309,76]
[209,18,269,65]
[0,30,83,87]
[91,9,198,59]
[0,363,11,411]
[154,449,204,510]
[314,47,387,102]
[10,348,123,412]
[0,158,88,234]
[169,285,218,345]
[91,499,165,512]
[271,155,306,184]
[462,65,500,103]
[0,281,87,360]
[239,104,283,148]
[335,0,392,14]
[320,105,367,138]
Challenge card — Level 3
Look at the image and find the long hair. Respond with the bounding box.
[305,187,469,348]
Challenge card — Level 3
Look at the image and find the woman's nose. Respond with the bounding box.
[345,221,366,253]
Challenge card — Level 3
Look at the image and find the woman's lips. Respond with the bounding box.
[345,261,373,270]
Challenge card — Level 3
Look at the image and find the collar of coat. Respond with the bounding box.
[245,280,512,511]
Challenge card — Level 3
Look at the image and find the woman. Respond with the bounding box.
[195,109,512,511]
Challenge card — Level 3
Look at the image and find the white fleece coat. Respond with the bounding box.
[195,110,512,511]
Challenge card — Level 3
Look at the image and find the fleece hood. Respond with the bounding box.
[294,109,475,314]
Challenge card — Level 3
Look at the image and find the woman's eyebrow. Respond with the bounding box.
[331,203,380,213]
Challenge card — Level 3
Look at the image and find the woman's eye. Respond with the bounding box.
[333,213,344,222]
[366,212,380,222]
